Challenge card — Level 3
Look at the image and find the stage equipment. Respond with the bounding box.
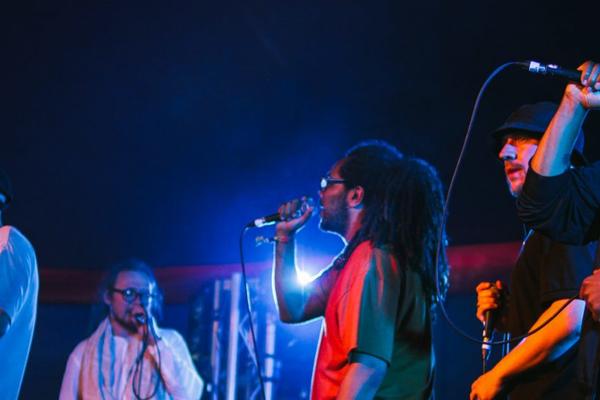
[188,274,282,400]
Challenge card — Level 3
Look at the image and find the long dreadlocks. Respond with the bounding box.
[339,140,449,306]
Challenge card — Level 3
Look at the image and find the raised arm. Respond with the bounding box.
[518,61,600,243]
[272,198,332,323]
[531,61,600,176]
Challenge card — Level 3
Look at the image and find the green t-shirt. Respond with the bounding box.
[311,241,434,399]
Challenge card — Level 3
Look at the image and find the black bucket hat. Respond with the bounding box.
[491,101,587,166]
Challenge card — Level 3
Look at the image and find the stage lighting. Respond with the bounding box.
[296,269,314,286]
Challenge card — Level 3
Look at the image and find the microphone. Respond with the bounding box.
[482,309,497,361]
[247,197,315,228]
[481,281,504,367]
[134,313,147,325]
[519,61,581,82]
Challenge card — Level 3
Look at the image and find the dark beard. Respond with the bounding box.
[111,313,139,334]
[319,201,348,236]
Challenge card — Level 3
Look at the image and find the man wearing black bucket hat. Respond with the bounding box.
[516,60,600,399]
[469,102,595,400]
[0,169,39,399]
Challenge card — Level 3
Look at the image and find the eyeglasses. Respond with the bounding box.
[320,176,346,190]
[110,287,157,304]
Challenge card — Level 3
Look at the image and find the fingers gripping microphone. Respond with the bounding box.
[520,61,581,82]
[247,197,314,228]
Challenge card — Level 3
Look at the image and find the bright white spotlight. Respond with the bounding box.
[297,270,314,286]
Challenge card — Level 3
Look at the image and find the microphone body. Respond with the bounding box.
[134,313,147,325]
[482,309,497,359]
[248,197,315,228]
[482,281,504,362]
[521,61,581,82]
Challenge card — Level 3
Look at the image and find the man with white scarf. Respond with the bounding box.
[59,259,203,400]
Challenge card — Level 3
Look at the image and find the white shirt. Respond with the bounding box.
[59,319,204,400]
[0,225,39,400]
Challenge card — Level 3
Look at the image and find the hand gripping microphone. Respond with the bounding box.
[482,282,504,372]
[519,61,581,82]
[247,197,315,228]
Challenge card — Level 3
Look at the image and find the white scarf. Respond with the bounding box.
[78,318,167,400]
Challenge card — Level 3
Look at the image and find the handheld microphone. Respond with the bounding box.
[134,313,147,325]
[481,281,504,369]
[482,309,497,361]
[519,61,581,82]
[247,197,315,228]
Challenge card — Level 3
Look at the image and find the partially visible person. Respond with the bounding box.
[59,259,203,400]
[272,140,448,399]
[469,103,593,400]
[0,168,39,399]
[516,60,600,398]
[518,60,600,245]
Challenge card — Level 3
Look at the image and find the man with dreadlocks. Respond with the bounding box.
[272,140,448,399]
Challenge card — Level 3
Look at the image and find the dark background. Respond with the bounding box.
[3,1,599,398]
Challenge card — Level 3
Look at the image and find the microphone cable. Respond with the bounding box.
[239,226,268,400]
[433,61,581,349]
[132,318,163,400]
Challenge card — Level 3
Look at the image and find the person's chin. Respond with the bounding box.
[114,316,138,333]
[509,183,523,197]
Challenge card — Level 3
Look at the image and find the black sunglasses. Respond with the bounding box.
[110,287,157,304]
[320,176,346,190]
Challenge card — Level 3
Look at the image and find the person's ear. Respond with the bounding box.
[103,290,111,307]
[347,186,364,208]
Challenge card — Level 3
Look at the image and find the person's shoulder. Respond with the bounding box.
[349,240,397,260]
[66,338,90,365]
[346,241,375,266]
[158,327,187,345]
[0,226,34,252]
[351,240,376,257]
[349,241,398,273]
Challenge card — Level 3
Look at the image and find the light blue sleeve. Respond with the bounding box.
[0,227,36,325]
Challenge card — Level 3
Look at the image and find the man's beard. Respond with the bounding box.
[111,311,139,334]
[319,198,348,236]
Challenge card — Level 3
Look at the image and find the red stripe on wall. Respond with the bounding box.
[39,241,521,304]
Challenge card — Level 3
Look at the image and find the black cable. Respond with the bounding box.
[433,61,581,346]
[133,321,163,400]
[239,226,267,400]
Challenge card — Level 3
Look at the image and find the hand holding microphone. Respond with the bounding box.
[134,310,160,346]
[476,280,506,361]
[565,61,600,110]
[521,60,600,109]
[274,196,314,237]
[475,280,505,325]
[248,196,314,229]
